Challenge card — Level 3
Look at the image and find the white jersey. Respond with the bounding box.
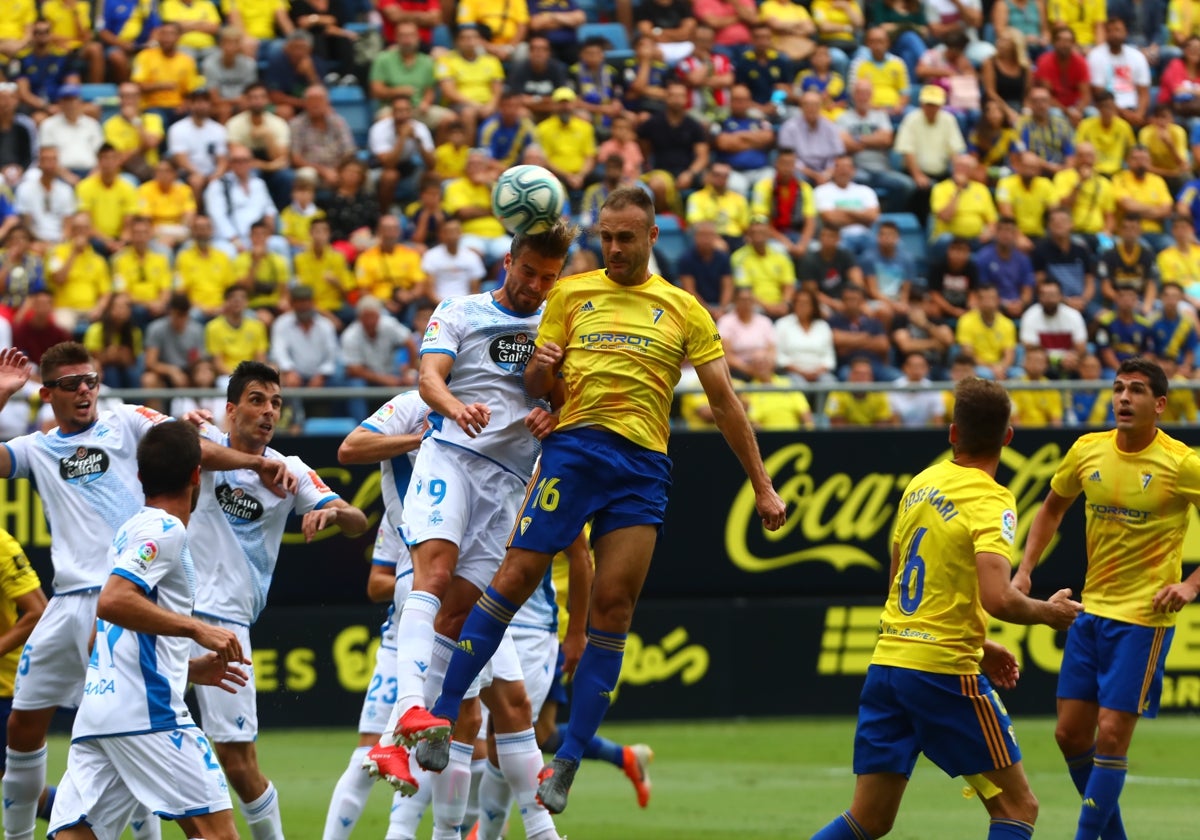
[511,565,558,634]
[419,294,548,479]
[3,405,170,592]
[360,390,429,539]
[189,426,339,625]
[73,508,197,741]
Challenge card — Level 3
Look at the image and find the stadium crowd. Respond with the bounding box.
[2,0,1200,436]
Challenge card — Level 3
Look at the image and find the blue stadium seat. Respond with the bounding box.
[579,22,630,51]
[576,0,602,22]
[303,417,358,436]
[657,214,682,233]
[432,25,453,49]
[655,228,689,281]
[80,83,117,103]
[877,212,928,280]
[345,21,377,37]
[330,86,372,148]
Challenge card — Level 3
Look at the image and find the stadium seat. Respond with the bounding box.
[877,212,928,280]
[655,228,689,281]
[345,21,377,37]
[80,83,117,103]
[657,214,683,233]
[432,25,453,49]
[578,22,633,59]
[303,417,359,436]
[330,86,372,148]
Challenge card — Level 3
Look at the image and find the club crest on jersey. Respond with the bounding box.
[489,331,536,372]
[215,484,265,522]
[519,516,532,534]
[1142,473,1153,490]
[651,307,664,324]
[58,446,110,484]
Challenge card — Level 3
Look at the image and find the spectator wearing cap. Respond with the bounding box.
[76,144,139,257]
[94,0,161,83]
[712,85,776,196]
[15,146,77,248]
[0,84,36,179]
[168,87,229,203]
[507,34,570,121]
[14,19,80,120]
[271,284,340,393]
[678,221,734,318]
[204,143,288,258]
[265,30,322,120]
[435,25,506,147]
[442,150,512,265]
[131,21,202,123]
[529,0,586,64]
[686,163,751,251]
[226,81,293,208]
[37,85,102,179]
[894,84,966,225]
[141,292,209,391]
[537,88,597,198]
[203,27,259,121]
[103,82,166,182]
[290,85,356,192]
[779,90,845,186]
[370,95,436,209]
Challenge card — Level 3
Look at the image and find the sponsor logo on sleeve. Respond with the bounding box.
[1001,509,1017,544]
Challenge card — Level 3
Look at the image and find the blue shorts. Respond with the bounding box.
[508,427,672,555]
[547,647,569,707]
[853,665,1022,779]
[1057,612,1174,717]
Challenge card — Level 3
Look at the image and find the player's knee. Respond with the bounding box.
[854,810,895,837]
[494,557,546,601]
[995,786,1039,824]
[488,683,532,732]
[1053,721,1091,755]
[589,586,637,630]
[7,709,49,751]
[1094,719,1132,756]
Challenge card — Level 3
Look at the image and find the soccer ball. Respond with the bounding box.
[491,165,567,235]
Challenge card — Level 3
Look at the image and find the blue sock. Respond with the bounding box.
[989,818,1034,839]
[556,628,625,764]
[1066,749,1127,840]
[36,785,56,822]
[430,586,517,721]
[1075,755,1128,840]
[811,810,873,839]
[582,734,625,768]
[539,728,564,754]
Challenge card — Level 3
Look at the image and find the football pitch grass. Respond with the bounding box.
[49,716,1199,839]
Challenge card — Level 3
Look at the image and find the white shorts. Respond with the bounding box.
[510,627,558,717]
[479,628,524,691]
[191,620,256,743]
[357,570,411,735]
[374,515,413,575]
[48,729,232,839]
[13,590,98,711]
[401,441,526,592]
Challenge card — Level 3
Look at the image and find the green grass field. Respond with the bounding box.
[46,717,1200,839]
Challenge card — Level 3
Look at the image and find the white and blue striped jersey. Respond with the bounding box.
[419,294,549,480]
[73,507,197,740]
[2,405,171,592]
[189,426,339,625]
[511,566,558,634]
[360,390,428,543]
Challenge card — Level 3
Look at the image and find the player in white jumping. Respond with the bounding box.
[48,420,251,840]
[0,343,293,840]
[323,391,429,840]
[187,360,369,840]
[368,221,578,840]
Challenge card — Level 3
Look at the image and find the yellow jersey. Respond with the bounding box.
[535,116,597,176]
[0,530,42,698]
[232,252,289,309]
[435,52,505,105]
[76,175,139,241]
[1162,377,1198,424]
[873,460,1018,674]
[434,143,470,180]
[825,391,894,425]
[994,174,1059,237]
[955,310,1017,365]
[1111,171,1173,233]
[137,180,194,225]
[1010,375,1064,426]
[443,178,506,238]
[1156,244,1200,287]
[686,188,751,238]
[131,48,201,109]
[457,0,529,43]
[47,245,111,310]
[204,315,268,371]
[111,248,171,305]
[1074,116,1136,176]
[0,0,36,43]
[538,270,725,454]
[930,180,998,240]
[83,320,144,357]
[1053,170,1114,235]
[294,248,352,311]
[175,244,235,309]
[105,113,165,167]
[280,204,323,244]
[1138,123,1189,174]
[1169,0,1200,38]
[741,376,812,430]
[851,55,909,110]
[161,0,222,51]
[224,0,287,40]
[355,245,424,303]
[1047,0,1106,45]
[42,0,93,52]
[1050,428,1200,626]
[730,245,796,306]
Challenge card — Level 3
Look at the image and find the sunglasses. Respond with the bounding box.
[47,373,100,391]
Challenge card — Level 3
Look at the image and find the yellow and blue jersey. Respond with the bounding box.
[872,460,1018,675]
[1050,429,1200,626]
[1070,390,1115,426]
[1095,312,1154,365]
[537,269,724,455]
[1152,312,1199,364]
[0,529,41,698]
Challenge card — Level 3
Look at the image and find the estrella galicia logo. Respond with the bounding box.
[489,332,535,372]
[215,483,265,522]
[59,447,110,485]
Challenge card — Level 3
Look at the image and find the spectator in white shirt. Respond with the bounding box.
[369,94,436,209]
[168,87,229,203]
[1087,17,1151,127]
[14,146,77,245]
[420,219,486,300]
[888,351,946,426]
[1019,277,1090,378]
[203,143,288,258]
[37,86,103,179]
[813,154,881,257]
[775,287,837,383]
[271,285,340,387]
[340,293,415,419]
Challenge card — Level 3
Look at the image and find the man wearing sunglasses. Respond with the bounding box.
[0,341,297,840]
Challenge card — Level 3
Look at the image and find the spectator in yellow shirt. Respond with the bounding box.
[995,150,1061,249]
[1158,354,1198,423]
[279,179,323,253]
[75,144,139,255]
[204,284,269,375]
[1168,0,1200,46]
[1156,216,1200,287]
[104,83,166,181]
[1074,91,1136,176]
[433,120,471,181]
[686,163,752,250]
[847,28,910,116]
[355,214,428,316]
[1046,0,1106,49]
[435,25,505,143]
[225,0,291,54]
[111,215,172,326]
[741,356,814,429]
[458,0,529,61]
[759,0,817,63]
[130,21,201,116]
[42,0,93,58]
[161,0,222,56]
[955,284,1019,379]
[930,153,999,243]
[1053,142,1116,241]
[0,0,36,61]
[294,217,353,326]
[1139,102,1190,191]
[536,88,598,195]
[232,219,289,326]
[825,356,897,426]
[1010,345,1064,426]
[175,214,236,317]
[1111,144,1175,245]
[138,159,197,248]
[443,151,511,263]
[732,219,797,318]
[47,213,111,331]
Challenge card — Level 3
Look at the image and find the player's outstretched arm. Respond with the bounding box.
[300,499,369,542]
[198,437,300,498]
[694,357,787,531]
[1013,489,1076,594]
[418,351,490,437]
[0,588,47,658]
[525,341,564,400]
[978,551,1082,629]
[98,575,244,663]
[337,425,425,465]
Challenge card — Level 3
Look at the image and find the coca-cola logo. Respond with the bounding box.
[215,483,264,522]
[58,447,110,485]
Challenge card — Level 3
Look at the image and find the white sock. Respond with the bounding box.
[321,746,375,840]
[476,761,511,840]
[463,756,486,830]
[3,745,46,840]
[385,758,433,840]
[431,740,475,840]
[423,633,456,707]
[393,591,442,714]
[239,781,285,840]
[129,806,162,839]
[496,728,557,840]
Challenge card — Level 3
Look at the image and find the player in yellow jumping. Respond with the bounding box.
[811,378,1081,840]
[1015,356,1200,840]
